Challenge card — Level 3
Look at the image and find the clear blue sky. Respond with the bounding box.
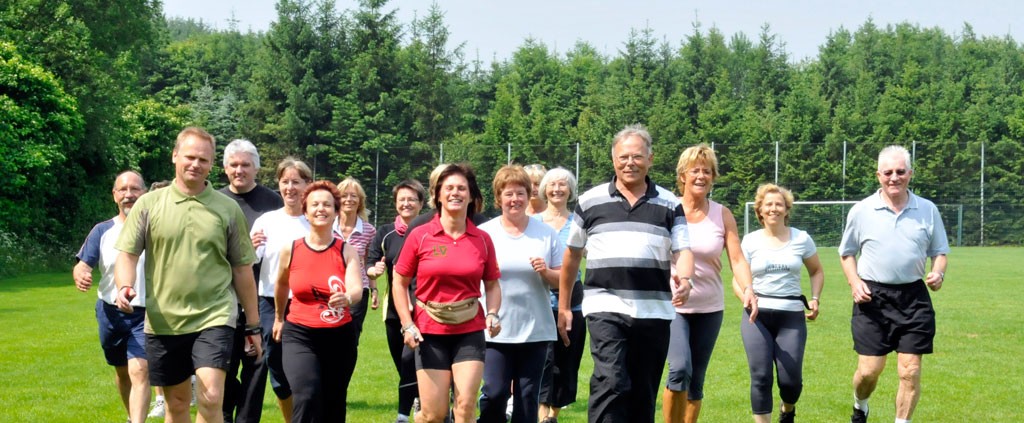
[162,0,1023,62]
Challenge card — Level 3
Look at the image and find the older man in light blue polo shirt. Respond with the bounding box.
[838,145,949,423]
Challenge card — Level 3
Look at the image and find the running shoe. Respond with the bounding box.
[147,398,166,418]
[851,407,868,423]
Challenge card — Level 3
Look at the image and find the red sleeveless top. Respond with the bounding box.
[286,237,352,328]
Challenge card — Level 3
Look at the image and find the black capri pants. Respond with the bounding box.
[282,321,359,423]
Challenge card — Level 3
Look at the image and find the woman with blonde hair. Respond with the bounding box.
[663,144,754,423]
[523,164,547,215]
[333,177,378,337]
[249,157,314,422]
[740,183,824,423]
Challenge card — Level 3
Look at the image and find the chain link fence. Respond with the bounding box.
[346,140,1020,246]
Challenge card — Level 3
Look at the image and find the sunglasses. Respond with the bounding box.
[880,169,908,177]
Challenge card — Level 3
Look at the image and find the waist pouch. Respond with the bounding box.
[754,292,810,310]
[416,297,479,324]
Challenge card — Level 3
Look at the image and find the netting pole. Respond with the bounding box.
[957,204,963,247]
[575,142,580,183]
[374,148,380,226]
[507,143,511,165]
[842,141,847,201]
[911,140,917,167]
[439,143,444,164]
[980,139,985,245]
[710,142,715,200]
[774,141,779,184]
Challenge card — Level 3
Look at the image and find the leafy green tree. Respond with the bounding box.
[0,41,84,236]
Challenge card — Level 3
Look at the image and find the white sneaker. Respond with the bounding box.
[505,395,514,420]
[148,398,166,418]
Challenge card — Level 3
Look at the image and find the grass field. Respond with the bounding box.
[1,247,1021,422]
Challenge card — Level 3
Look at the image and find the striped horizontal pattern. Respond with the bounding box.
[567,177,689,320]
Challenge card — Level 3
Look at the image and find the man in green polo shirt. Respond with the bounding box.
[114,126,263,423]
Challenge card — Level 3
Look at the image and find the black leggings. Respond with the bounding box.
[282,321,359,423]
[740,308,807,415]
[384,319,417,415]
[539,309,586,408]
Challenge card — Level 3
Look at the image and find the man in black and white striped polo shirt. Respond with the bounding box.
[557,124,695,423]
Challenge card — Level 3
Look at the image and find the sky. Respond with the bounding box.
[162,0,1023,62]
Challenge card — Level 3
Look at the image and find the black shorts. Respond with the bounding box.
[851,280,935,355]
[147,325,235,386]
[415,331,486,371]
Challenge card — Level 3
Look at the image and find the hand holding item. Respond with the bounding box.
[115,286,136,313]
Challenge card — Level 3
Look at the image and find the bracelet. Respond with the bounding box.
[938,272,945,281]
[244,325,262,336]
[811,296,820,301]
[401,322,417,335]
[371,287,379,292]
[486,312,499,319]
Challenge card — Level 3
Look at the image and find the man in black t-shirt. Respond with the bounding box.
[218,139,283,423]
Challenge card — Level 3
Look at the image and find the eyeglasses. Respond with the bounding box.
[115,187,143,194]
[616,154,647,165]
[880,169,908,177]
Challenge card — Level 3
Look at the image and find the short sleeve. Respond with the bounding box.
[481,233,501,281]
[670,203,690,252]
[76,223,106,267]
[548,231,565,269]
[115,198,149,256]
[927,206,950,257]
[838,203,863,257]
[227,205,257,267]
[800,230,818,258]
[565,204,587,250]
[394,229,422,277]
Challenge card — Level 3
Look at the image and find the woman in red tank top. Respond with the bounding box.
[272,180,364,423]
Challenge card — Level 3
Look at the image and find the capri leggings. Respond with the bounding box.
[665,311,724,399]
[740,308,807,415]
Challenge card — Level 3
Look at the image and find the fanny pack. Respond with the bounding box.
[753,291,810,310]
[416,297,479,325]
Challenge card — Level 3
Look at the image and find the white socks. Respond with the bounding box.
[895,419,911,423]
[854,394,869,414]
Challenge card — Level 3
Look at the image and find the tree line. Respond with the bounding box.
[2,0,1022,275]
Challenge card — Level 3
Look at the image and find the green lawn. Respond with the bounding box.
[1,247,1020,422]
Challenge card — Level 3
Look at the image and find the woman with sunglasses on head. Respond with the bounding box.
[273,181,364,422]
[333,177,378,339]
[739,183,825,423]
[523,164,547,216]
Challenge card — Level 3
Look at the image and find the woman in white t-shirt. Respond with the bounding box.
[478,165,563,423]
[740,184,825,423]
[249,157,313,421]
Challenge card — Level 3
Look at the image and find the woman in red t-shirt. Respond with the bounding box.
[272,180,363,423]
[393,164,502,423]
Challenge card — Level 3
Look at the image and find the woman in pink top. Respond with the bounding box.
[663,144,755,423]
